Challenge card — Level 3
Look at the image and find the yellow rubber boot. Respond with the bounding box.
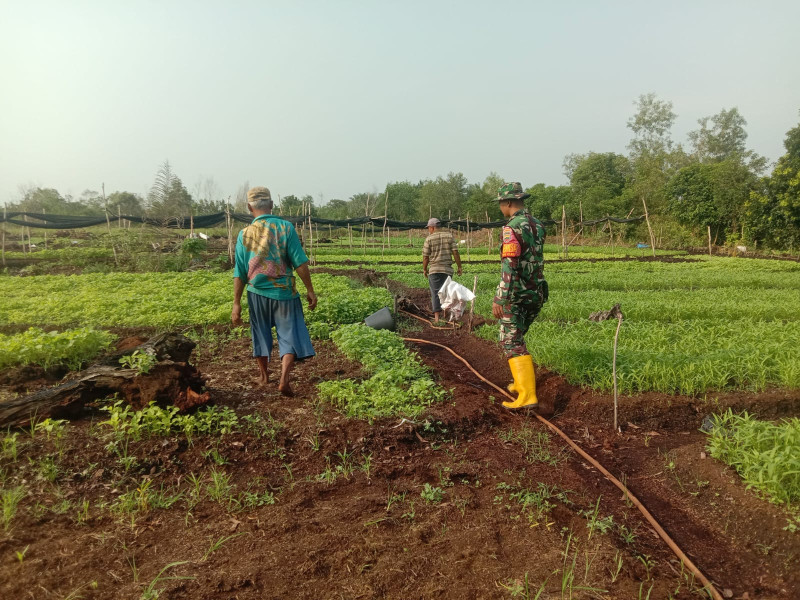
[502,355,538,409]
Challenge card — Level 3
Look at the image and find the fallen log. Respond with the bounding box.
[0,332,209,427]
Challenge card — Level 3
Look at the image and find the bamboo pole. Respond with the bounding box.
[561,205,567,259]
[467,275,478,332]
[24,214,31,253]
[348,223,353,259]
[43,208,47,250]
[642,196,656,257]
[382,191,388,257]
[613,311,623,432]
[466,212,470,264]
[102,183,111,233]
[2,205,6,266]
[118,204,122,228]
[226,198,233,262]
[708,225,712,256]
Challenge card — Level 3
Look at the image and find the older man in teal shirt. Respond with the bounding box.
[232,186,317,396]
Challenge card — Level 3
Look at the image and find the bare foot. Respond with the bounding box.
[278,381,293,397]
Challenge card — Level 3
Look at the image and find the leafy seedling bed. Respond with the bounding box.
[0,279,798,598]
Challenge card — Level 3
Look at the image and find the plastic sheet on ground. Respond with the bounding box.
[437,276,476,321]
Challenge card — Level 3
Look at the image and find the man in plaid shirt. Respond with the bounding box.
[422,217,462,322]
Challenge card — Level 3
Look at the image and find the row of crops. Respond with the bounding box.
[0,272,439,420]
[3,250,799,396]
[379,256,800,395]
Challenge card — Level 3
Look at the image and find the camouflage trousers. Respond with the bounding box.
[499,300,542,358]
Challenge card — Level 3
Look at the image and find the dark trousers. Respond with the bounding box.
[428,273,450,314]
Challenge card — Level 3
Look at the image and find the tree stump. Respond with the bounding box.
[0,332,209,427]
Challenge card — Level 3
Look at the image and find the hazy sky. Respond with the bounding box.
[1,1,799,207]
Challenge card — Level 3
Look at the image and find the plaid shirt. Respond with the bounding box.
[423,230,457,275]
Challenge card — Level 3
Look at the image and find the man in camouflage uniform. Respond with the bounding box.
[492,182,548,409]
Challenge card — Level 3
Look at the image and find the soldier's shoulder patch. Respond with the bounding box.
[502,226,517,243]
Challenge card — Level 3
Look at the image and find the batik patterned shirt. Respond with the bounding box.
[233,214,308,300]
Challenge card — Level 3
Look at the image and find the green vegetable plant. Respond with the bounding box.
[0,327,115,371]
[119,350,157,374]
[705,409,800,504]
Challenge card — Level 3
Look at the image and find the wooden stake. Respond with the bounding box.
[561,205,567,259]
[43,208,47,250]
[348,223,353,259]
[466,212,470,264]
[708,225,712,256]
[226,198,234,262]
[467,275,478,332]
[102,183,111,233]
[118,204,122,228]
[613,311,622,432]
[642,196,656,257]
[1,205,6,266]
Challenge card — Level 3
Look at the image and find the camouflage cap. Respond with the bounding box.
[497,182,530,202]
[247,186,272,203]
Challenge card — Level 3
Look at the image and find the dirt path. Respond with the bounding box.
[1,298,798,598]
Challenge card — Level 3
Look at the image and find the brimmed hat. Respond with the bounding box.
[247,186,272,203]
[426,217,441,228]
[497,182,530,201]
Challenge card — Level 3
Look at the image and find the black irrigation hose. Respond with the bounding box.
[401,323,723,599]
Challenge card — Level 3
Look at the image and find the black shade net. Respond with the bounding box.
[2,211,645,231]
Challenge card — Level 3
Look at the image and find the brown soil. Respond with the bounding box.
[1,281,798,599]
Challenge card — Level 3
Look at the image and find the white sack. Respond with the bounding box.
[437,276,476,321]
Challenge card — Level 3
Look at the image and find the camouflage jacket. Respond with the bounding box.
[494,209,547,305]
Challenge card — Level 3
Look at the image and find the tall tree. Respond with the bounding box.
[627,93,682,214]
[525,183,572,223]
[147,161,194,218]
[568,152,632,220]
[384,181,420,221]
[465,172,505,222]
[107,191,145,217]
[744,115,800,248]
[418,172,469,220]
[688,107,767,172]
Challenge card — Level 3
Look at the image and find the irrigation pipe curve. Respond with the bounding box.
[401,330,723,600]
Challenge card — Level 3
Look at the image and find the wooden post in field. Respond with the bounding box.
[613,309,623,433]
[102,183,111,233]
[308,209,314,265]
[561,205,567,259]
[466,212,471,265]
[642,196,656,257]
[382,191,388,257]
[1,205,6,266]
[348,223,353,259]
[43,209,47,250]
[118,204,122,228]
[467,275,478,332]
[225,198,234,262]
[579,201,584,239]
[707,226,712,256]
[23,214,31,253]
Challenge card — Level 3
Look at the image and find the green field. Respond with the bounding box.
[389,256,800,395]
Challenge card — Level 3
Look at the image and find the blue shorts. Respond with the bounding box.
[247,292,315,361]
